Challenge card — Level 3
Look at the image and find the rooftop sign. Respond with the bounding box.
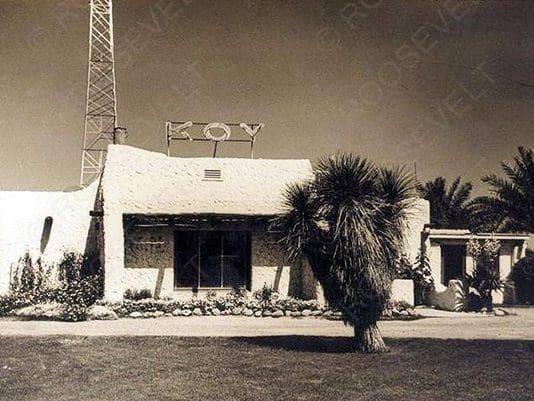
[166,121,264,158]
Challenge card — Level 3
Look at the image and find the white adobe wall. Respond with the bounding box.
[123,225,175,298]
[120,229,314,300]
[0,182,98,294]
[101,145,314,302]
[250,232,292,296]
[403,198,430,262]
[391,279,415,306]
[101,145,314,216]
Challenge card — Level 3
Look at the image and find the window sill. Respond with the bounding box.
[173,286,246,291]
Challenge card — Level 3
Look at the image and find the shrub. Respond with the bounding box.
[465,238,502,311]
[224,288,247,307]
[104,290,326,318]
[205,290,217,301]
[0,294,32,316]
[465,290,485,312]
[253,284,278,308]
[124,288,153,301]
[395,251,434,305]
[511,253,534,304]
[10,252,56,305]
[394,300,412,311]
[55,251,103,321]
[212,296,229,311]
[1,251,103,321]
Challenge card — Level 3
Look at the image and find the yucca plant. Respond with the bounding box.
[273,153,415,353]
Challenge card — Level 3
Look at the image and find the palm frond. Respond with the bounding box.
[418,176,473,228]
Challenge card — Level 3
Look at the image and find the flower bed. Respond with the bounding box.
[2,279,421,322]
[99,290,332,319]
[92,289,420,320]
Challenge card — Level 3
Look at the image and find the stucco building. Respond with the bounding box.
[423,228,529,304]
[0,145,429,303]
[99,145,318,302]
[2,144,531,307]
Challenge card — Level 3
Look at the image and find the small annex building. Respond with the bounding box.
[423,228,529,304]
[0,145,429,303]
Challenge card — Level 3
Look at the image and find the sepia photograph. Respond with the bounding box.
[0,0,533,400]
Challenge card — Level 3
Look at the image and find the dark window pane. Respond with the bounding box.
[174,231,199,288]
[199,231,222,287]
[174,230,250,289]
[222,231,248,288]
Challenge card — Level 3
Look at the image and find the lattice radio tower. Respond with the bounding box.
[80,0,118,187]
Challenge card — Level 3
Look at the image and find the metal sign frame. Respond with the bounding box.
[166,121,264,158]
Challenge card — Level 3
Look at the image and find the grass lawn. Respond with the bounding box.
[0,336,533,401]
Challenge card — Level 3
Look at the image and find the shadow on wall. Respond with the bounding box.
[273,264,283,292]
[288,258,317,300]
[39,216,53,254]
[266,256,316,300]
[253,232,318,299]
[82,176,104,275]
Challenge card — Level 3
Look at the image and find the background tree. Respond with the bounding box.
[471,146,534,232]
[417,176,473,229]
[465,238,502,312]
[274,153,415,353]
[511,250,534,304]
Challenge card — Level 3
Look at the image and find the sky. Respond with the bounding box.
[0,0,533,192]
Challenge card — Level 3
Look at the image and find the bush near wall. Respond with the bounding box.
[105,288,328,318]
[395,252,434,305]
[96,287,419,319]
[1,265,420,321]
[0,251,103,321]
[511,254,534,304]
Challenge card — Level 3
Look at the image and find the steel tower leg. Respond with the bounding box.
[80,0,117,187]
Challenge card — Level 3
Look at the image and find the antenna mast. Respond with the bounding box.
[80,0,118,187]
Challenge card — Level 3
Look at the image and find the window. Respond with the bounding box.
[174,231,250,289]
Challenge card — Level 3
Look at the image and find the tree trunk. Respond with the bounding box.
[486,293,493,312]
[353,322,389,353]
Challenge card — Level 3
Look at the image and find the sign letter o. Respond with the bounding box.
[204,122,231,142]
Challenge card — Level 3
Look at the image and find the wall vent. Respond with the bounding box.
[203,169,222,181]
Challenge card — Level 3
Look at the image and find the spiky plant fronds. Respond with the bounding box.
[417,176,473,229]
[275,152,416,352]
[272,182,323,262]
[471,147,534,233]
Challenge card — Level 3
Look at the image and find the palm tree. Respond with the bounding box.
[416,176,473,228]
[471,147,534,232]
[273,153,415,353]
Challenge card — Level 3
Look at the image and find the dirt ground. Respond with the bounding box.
[1,307,533,340]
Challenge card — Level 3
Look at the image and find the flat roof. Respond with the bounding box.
[426,228,530,241]
[101,145,314,216]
